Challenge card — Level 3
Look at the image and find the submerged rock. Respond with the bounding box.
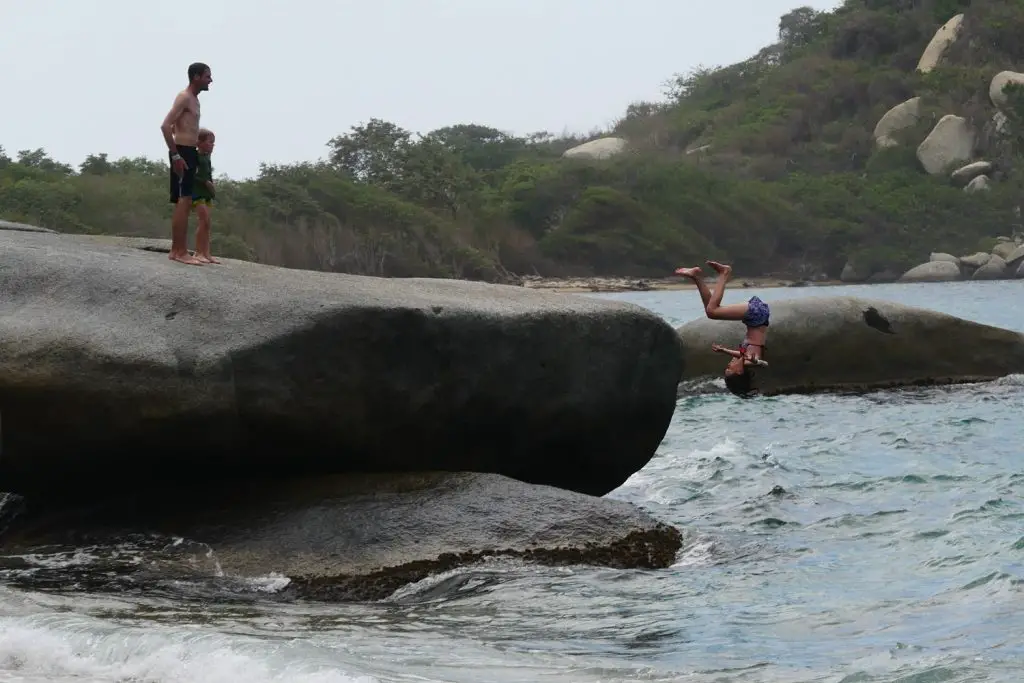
[0,228,682,498]
[0,472,684,601]
[675,296,1024,395]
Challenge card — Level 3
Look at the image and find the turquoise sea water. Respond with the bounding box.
[0,280,1021,683]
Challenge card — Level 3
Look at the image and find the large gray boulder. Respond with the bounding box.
[916,14,964,73]
[900,260,961,282]
[972,254,1007,280]
[0,471,684,601]
[917,114,975,175]
[562,137,628,160]
[675,296,1024,395]
[0,228,682,498]
[990,71,1024,108]
[873,97,921,148]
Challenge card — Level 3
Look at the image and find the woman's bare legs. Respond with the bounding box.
[675,266,712,308]
[676,262,749,320]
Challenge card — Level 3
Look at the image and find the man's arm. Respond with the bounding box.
[159,93,188,155]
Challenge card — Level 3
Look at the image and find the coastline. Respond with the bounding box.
[518,274,847,294]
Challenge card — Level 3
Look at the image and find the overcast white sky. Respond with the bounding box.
[1,0,842,179]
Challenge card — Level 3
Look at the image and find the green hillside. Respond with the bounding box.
[2,0,1023,281]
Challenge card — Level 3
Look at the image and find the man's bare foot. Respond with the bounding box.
[169,251,204,265]
[194,254,220,264]
[674,266,702,278]
[706,261,732,277]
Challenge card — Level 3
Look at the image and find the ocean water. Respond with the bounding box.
[0,280,1022,683]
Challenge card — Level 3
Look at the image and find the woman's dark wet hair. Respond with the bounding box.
[724,369,756,398]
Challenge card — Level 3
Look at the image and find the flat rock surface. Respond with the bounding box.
[0,471,683,601]
[676,296,1024,395]
[0,220,55,233]
[0,228,682,497]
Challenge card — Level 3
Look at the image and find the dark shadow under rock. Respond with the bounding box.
[0,472,682,602]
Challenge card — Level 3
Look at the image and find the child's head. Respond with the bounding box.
[724,357,756,398]
[198,128,215,154]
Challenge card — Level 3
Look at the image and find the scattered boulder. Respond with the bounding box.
[965,175,992,193]
[959,251,992,269]
[562,137,628,160]
[989,71,1024,108]
[951,161,993,185]
[972,254,1007,280]
[0,229,683,499]
[873,97,921,148]
[916,14,964,73]
[675,296,1024,395]
[917,115,976,175]
[929,252,959,264]
[900,260,961,282]
[1016,261,1024,279]
[0,472,684,602]
[992,241,1020,262]
[1004,244,1024,270]
[840,261,870,283]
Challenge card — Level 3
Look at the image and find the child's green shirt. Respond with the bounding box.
[193,153,215,201]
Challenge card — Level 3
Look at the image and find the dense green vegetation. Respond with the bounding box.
[3,0,1024,281]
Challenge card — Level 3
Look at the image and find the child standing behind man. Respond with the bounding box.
[192,128,219,263]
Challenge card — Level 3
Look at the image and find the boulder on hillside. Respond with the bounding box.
[873,97,921,148]
[0,228,682,499]
[992,241,1019,261]
[562,137,628,160]
[929,252,959,264]
[0,471,684,602]
[965,175,992,192]
[1004,244,1024,270]
[675,296,1024,396]
[989,71,1024,108]
[916,14,964,73]
[900,260,961,282]
[960,251,991,269]
[917,115,975,175]
[972,254,1007,280]
[951,161,993,185]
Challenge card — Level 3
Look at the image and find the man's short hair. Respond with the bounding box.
[188,62,210,81]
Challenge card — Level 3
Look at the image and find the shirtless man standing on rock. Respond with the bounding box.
[160,62,213,265]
